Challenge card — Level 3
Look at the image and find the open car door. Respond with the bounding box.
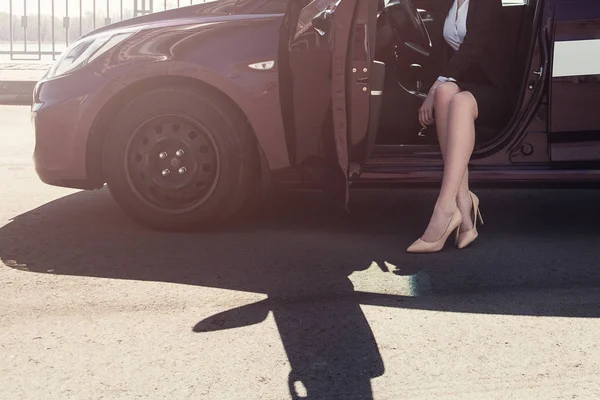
[549,0,600,163]
[278,0,382,208]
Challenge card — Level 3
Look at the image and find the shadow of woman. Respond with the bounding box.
[194,291,385,400]
[192,192,387,399]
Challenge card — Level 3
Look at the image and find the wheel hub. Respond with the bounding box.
[124,115,219,212]
[169,157,181,169]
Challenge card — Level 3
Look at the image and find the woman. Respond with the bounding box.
[407,0,512,253]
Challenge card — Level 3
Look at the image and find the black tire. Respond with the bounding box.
[103,85,257,230]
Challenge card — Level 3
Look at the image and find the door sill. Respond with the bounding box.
[372,144,441,157]
[353,164,600,184]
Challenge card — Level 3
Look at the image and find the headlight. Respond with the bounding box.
[47,30,136,79]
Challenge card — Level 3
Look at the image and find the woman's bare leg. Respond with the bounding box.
[456,170,473,232]
[433,84,474,234]
[420,91,478,242]
[433,83,460,155]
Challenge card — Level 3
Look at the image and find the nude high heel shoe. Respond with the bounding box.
[406,209,463,253]
[456,191,484,250]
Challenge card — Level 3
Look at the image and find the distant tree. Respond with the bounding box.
[0,12,9,41]
[11,15,24,42]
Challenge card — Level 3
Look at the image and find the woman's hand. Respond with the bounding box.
[419,79,442,128]
[419,92,435,128]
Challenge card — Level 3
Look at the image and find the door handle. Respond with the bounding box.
[417,9,434,23]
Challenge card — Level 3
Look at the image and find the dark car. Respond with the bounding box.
[32,0,600,229]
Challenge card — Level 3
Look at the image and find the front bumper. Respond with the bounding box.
[32,67,123,189]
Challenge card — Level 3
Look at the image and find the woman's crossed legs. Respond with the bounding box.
[418,82,478,243]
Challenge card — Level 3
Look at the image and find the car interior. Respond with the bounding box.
[370,0,538,153]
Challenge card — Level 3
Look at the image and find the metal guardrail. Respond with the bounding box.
[0,0,211,61]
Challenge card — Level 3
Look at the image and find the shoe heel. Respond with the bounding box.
[407,209,463,253]
[455,226,461,245]
[478,210,484,225]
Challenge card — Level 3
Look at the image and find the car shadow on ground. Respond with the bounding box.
[1,187,600,399]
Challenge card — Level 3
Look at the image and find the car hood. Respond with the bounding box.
[81,0,271,39]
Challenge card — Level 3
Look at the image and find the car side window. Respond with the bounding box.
[295,0,340,38]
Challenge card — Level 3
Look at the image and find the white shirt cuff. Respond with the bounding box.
[437,76,457,83]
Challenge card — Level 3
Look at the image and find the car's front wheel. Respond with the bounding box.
[103,85,257,230]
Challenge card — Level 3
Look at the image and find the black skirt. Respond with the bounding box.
[455,64,511,128]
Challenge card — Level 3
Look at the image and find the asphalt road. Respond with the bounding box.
[1,105,599,400]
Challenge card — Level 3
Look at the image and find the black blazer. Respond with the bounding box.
[428,0,512,91]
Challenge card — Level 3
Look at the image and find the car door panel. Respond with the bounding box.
[348,0,381,169]
[279,0,375,206]
[549,0,600,162]
[550,0,600,133]
[279,0,339,167]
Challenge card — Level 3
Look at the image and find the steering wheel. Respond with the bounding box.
[385,0,432,57]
